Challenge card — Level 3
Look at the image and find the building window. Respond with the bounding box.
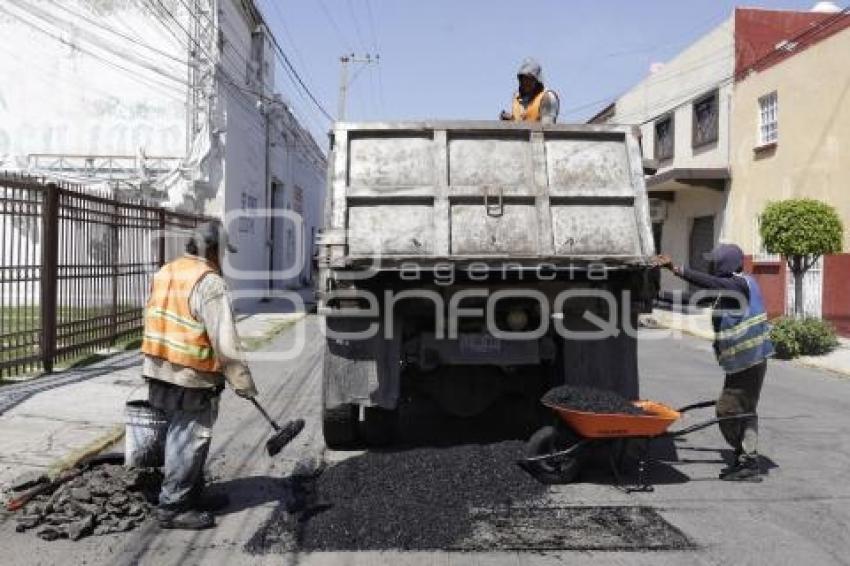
[654,114,674,161]
[692,90,719,148]
[240,192,258,234]
[758,91,778,146]
[753,215,780,263]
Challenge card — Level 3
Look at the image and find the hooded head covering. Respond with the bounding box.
[517,58,544,85]
[187,220,237,256]
[703,243,743,276]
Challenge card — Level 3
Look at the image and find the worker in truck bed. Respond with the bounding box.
[653,244,774,482]
[499,57,560,123]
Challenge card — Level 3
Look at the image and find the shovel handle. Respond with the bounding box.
[250,398,281,432]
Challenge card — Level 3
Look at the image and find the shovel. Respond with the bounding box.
[249,398,305,456]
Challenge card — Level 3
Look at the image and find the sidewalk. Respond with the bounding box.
[644,308,850,377]
[0,300,308,500]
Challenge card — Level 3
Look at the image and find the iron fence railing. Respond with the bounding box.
[0,172,209,378]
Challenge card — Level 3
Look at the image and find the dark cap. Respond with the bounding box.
[188,221,237,254]
[702,243,743,275]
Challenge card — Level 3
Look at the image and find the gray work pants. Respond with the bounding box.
[147,379,220,511]
[716,360,766,462]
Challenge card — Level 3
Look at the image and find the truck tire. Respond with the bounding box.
[322,404,359,449]
[523,425,583,484]
[360,406,399,447]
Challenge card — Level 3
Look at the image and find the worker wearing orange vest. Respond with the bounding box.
[500,58,560,123]
[141,221,257,530]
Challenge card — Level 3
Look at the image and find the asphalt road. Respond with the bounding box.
[3,316,850,565]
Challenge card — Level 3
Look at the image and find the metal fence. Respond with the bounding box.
[1,173,210,378]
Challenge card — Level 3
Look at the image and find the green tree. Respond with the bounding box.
[760,199,843,317]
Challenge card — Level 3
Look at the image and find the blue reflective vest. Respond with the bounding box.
[713,275,775,374]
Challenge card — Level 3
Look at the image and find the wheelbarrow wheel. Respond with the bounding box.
[523,425,583,484]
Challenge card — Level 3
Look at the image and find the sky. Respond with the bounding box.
[257,0,826,145]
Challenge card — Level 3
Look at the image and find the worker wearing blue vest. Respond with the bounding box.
[654,244,774,482]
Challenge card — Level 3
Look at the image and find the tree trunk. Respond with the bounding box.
[793,256,804,318]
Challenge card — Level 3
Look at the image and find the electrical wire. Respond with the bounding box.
[48,0,185,65]
[584,6,850,124]
[152,0,326,153]
[13,0,187,88]
[0,4,186,101]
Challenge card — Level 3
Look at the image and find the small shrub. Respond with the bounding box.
[796,317,839,356]
[770,318,801,359]
[769,317,838,359]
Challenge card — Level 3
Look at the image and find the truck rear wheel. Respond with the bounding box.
[322,404,359,449]
[360,407,399,447]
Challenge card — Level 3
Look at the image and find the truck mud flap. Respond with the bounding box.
[322,315,402,410]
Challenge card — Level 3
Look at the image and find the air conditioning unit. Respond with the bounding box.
[649,199,668,223]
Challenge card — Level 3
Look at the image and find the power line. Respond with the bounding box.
[364,0,387,114]
[260,18,336,122]
[317,0,354,51]
[13,0,188,88]
[49,1,185,65]
[585,7,850,124]
[0,3,186,101]
[254,0,330,135]
[144,0,326,154]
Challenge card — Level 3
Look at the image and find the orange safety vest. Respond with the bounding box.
[511,90,551,122]
[141,255,221,373]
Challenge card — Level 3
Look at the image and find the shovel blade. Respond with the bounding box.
[266,418,306,457]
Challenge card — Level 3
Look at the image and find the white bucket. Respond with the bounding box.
[124,400,167,468]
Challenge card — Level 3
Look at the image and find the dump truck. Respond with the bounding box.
[316,121,656,447]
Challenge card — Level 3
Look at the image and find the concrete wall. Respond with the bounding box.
[0,0,187,168]
[727,26,850,253]
[657,188,729,292]
[611,18,734,174]
[0,0,326,312]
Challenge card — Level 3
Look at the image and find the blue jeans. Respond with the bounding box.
[147,380,220,511]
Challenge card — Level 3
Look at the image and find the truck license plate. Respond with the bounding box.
[459,334,501,355]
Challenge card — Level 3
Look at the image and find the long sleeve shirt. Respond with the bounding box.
[142,271,258,396]
[678,267,751,333]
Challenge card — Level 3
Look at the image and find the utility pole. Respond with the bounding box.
[337,54,378,122]
[186,0,217,155]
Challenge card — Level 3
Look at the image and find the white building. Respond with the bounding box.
[0,0,326,306]
[590,18,734,296]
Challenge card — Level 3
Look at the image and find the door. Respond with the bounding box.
[689,216,714,299]
[689,216,715,272]
[786,257,823,318]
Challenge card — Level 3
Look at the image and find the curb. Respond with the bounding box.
[792,359,850,379]
[46,425,125,480]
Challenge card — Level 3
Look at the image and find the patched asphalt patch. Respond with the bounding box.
[245,442,694,553]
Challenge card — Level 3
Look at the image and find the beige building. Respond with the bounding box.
[728,21,850,253]
[590,18,734,295]
[591,5,850,334]
[727,9,850,332]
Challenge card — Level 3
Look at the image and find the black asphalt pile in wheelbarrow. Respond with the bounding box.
[542,385,646,415]
[12,463,161,541]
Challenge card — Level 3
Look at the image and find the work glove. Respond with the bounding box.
[651,254,673,269]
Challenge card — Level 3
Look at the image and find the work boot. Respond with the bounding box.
[193,491,230,513]
[720,456,762,482]
[157,508,215,530]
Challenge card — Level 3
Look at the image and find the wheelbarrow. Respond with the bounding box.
[519,398,754,492]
